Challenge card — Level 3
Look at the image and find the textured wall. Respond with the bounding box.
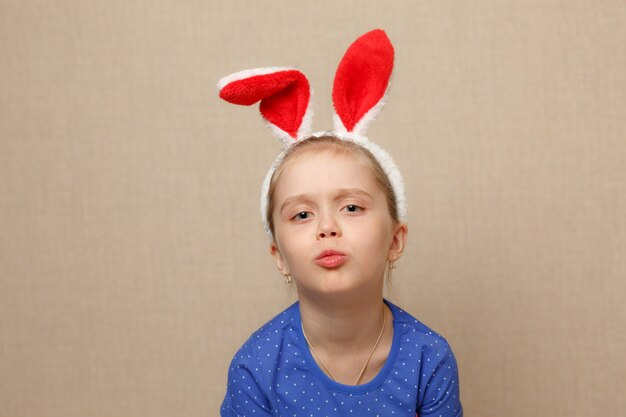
[1,1,625,416]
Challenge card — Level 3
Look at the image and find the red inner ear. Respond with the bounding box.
[333,30,394,132]
[219,70,310,138]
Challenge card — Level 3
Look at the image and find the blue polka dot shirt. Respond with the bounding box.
[221,300,463,416]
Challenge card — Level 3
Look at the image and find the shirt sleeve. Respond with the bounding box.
[220,344,274,417]
[417,339,463,417]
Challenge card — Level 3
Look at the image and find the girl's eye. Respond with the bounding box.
[342,204,362,213]
[293,211,311,220]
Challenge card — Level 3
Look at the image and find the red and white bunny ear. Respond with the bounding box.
[332,29,394,138]
[218,68,313,147]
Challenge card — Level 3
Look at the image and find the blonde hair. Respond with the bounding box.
[266,135,399,238]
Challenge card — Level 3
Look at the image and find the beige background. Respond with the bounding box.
[1,1,625,416]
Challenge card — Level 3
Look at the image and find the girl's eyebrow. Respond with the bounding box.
[334,188,373,201]
[279,188,373,214]
[279,194,312,214]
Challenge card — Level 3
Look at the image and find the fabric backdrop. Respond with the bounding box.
[1,1,625,416]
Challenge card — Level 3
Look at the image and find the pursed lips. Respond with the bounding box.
[314,249,347,268]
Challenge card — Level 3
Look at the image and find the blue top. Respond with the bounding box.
[221,300,463,416]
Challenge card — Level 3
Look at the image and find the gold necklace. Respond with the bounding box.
[301,305,386,385]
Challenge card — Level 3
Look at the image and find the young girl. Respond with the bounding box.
[218,30,463,417]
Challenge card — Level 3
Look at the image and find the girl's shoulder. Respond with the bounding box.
[386,299,455,352]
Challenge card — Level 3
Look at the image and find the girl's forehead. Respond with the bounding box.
[275,150,380,195]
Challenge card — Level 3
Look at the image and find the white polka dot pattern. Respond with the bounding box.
[220,300,462,417]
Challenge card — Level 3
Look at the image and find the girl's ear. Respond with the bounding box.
[388,223,408,262]
[270,241,288,275]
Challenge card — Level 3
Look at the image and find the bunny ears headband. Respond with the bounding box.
[218,29,406,239]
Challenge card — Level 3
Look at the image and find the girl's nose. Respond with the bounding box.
[317,215,341,239]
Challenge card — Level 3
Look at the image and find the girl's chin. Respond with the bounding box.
[298,276,377,298]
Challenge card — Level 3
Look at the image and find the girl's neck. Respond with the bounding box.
[298,290,390,352]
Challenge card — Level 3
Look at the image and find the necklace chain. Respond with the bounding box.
[301,305,387,385]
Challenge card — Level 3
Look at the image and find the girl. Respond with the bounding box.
[218,30,463,417]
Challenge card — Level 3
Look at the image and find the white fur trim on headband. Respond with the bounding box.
[217,67,296,91]
[356,138,407,222]
[260,149,287,238]
[296,96,314,141]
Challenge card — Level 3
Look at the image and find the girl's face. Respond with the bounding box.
[270,149,407,301]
